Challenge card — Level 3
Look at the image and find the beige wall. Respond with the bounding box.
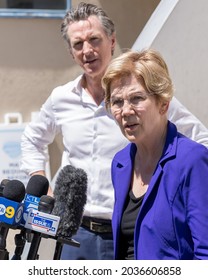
[133,0,208,128]
[0,0,160,178]
[153,0,208,128]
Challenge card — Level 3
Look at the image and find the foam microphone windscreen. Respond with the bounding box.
[0,179,10,196]
[52,165,88,238]
[3,180,25,202]
[26,175,49,196]
[0,179,10,187]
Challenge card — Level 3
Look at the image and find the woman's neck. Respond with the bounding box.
[132,124,167,198]
[136,121,167,163]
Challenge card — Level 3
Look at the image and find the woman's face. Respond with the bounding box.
[110,74,165,144]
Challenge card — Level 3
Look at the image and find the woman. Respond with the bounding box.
[102,49,208,259]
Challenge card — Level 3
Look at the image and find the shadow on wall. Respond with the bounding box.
[100,0,161,49]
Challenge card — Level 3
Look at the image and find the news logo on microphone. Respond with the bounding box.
[0,197,23,225]
[25,209,60,236]
[21,194,40,225]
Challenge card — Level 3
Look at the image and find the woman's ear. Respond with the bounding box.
[160,101,169,115]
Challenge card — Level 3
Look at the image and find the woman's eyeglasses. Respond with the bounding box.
[110,92,152,113]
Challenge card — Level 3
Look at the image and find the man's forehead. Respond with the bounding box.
[68,16,104,39]
[68,16,103,31]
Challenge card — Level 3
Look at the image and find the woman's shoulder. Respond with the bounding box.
[177,133,208,159]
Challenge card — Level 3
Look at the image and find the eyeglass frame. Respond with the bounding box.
[109,91,154,113]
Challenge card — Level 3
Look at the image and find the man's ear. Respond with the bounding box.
[111,33,116,56]
[69,49,74,59]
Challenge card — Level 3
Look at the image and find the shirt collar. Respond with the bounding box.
[71,74,83,95]
[72,74,105,109]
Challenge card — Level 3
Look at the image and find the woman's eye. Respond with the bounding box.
[130,95,143,105]
[112,99,123,107]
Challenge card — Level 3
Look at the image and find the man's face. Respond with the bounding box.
[67,15,115,79]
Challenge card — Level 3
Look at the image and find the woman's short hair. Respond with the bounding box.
[102,49,174,110]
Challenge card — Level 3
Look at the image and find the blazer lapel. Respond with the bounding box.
[135,121,178,230]
[113,144,136,224]
[114,163,132,221]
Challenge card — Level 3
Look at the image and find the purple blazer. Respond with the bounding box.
[111,121,208,259]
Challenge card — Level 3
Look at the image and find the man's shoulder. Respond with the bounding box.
[51,75,82,96]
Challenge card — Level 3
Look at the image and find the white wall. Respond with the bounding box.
[132,0,208,128]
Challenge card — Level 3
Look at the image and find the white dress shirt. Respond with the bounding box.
[21,75,128,219]
[168,96,208,147]
[20,75,208,219]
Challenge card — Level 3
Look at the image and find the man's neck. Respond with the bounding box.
[82,75,105,106]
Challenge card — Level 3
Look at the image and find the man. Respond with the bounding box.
[20,2,208,260]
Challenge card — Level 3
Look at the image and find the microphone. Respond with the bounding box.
[0,180,25,225]
[38,194,55,213]
[0,180,25,260]
[21,175,49,225]
[12,174,49,260]
[26,195,59,260]
[0,179,10,196]
[11,175,49,260]
[51,165,87,259]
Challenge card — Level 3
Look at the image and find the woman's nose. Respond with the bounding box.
[122,100,134,115]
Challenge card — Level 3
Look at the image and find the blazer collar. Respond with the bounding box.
[115,121,178,169]
[113,121,178,218]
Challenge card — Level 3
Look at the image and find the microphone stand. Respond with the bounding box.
[53,236,80,260]
[11,228,28,260]
[53,239,63,260]
[0,225,9,260]
[27,232,41,260]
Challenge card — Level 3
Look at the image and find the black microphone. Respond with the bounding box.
[52,165,88,259]
[0,180,25,260]
[26,175,49,197]
[22,175,49,225]
[27,195,55,260]
[38,194,55,213]
[0,179,10,197]
[2,180,25,202]
[11,175,49,260]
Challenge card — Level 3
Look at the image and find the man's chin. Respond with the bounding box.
[84,68,103,79]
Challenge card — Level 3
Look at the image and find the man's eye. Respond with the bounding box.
[90,37,99,42]
[89,37,100,45]
[73,42,83,50]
